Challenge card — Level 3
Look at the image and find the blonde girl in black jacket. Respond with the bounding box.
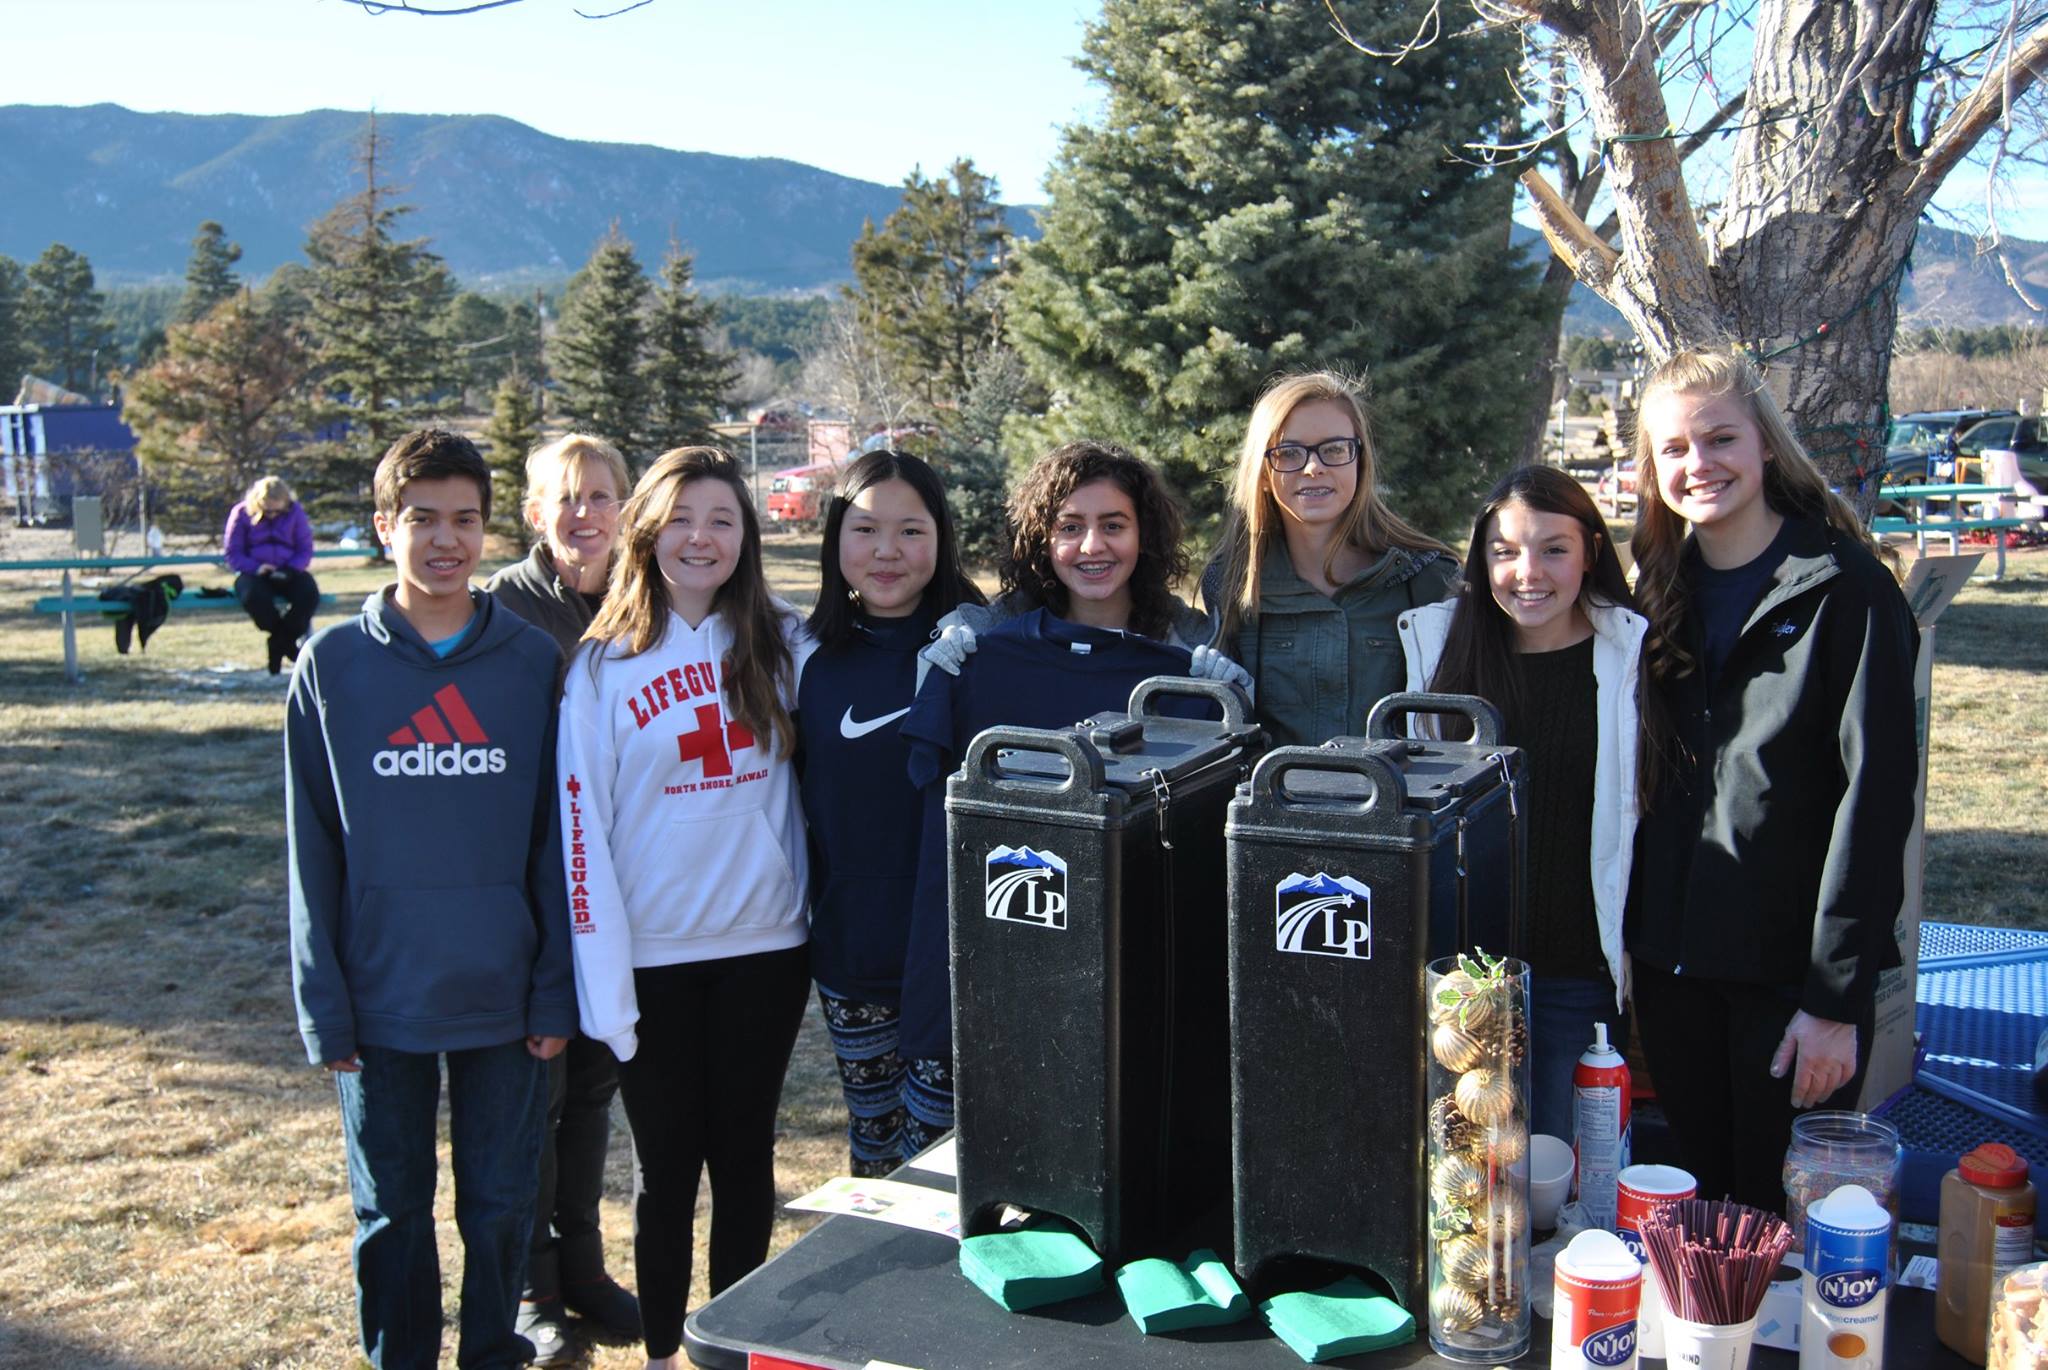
[1627,348,1917,1211]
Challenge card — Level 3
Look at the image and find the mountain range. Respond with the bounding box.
[4,103,2043,326]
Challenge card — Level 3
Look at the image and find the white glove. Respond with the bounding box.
[1190,644,1255,700]
[921,623,978,677]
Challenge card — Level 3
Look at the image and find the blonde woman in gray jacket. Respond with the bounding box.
[1395,464,1647,1141]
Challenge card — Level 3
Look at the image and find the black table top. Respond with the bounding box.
[685,1167,1963,1369]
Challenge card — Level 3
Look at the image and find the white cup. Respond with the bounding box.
[1528,1132,1575,1229]
[1659,1311,1758,1369]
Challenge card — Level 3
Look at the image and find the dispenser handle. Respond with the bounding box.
[1364,691,1504,745]
[1128,673,1250,729]
[958,725,1105,799]
[1244,743,1407,824]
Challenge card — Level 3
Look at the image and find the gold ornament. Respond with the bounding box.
[1431,1153,1486,1209]
[1431,976,1502,1035]
[1473,1124,1528,1168]
[1475,1188,1528,1241]
[1439,1232,1494,1292]
[1455,1067,1516,1127]
[1432,1283,1485,1333]
[1431,1020,1489,1072]
[1429,1093,1479,1151]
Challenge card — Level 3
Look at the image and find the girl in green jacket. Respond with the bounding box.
[1204,370,1457,747]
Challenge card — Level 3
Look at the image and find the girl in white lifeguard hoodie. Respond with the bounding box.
[558,446,812,1368]
[1395,463,1648,1145]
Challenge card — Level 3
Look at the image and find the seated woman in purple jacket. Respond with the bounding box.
[223,475,320,674]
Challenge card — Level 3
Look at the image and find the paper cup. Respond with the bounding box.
[1660,1311,1758,1369]
[1528,1133,1576,1230]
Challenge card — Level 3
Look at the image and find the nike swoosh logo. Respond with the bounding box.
[840,705,911,740]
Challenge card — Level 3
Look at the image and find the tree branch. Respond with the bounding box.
[1906,19,2048,200]
[338,0,528,13]
[1520,167,1621,289]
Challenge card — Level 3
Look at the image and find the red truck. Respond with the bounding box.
[766,462,840,528]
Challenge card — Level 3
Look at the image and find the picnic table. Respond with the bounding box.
[1878,482,2025,579]
[0,547,373,683]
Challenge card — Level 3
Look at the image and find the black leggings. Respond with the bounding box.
[1631,962,1873,1212]
[614,944,809,1358]
[233,567,321,648]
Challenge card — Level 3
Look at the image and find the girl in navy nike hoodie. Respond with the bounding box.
[558,447,812,1366]
[797,450,987,1177]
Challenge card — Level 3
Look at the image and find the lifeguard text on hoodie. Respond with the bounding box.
[558,606,814,1062]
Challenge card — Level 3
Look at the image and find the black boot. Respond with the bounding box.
[560,1231,641,1340]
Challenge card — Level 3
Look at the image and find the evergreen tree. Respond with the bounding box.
[177,221,243,324]
[0,255,29,400]
[125,289,310,522]
[551,225,652,460]
[302,119,454,498]
[848,159,1010,411]
[482,375,543,539]
[438,291,512,407]
[936,346,1036,565]
[643,241,738,453]
[505,296,547,383]
[24,243,115,395]
[1007,0,1546,531]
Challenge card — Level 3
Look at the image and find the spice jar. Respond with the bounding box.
[1940,1143,2039,1363]
[1782,1111,1903,1257]
[1989,1260,2048,1370]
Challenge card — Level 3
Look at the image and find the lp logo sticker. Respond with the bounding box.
[984,846,1068,930]
[1275,871,1372,959]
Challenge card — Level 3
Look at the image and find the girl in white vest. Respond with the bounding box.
[1396,464,1647,1141]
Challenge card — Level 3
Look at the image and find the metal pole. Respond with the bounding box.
[750,425,760,511]
[61,566,80,684]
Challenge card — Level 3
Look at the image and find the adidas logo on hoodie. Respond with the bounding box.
[373,684,509,777]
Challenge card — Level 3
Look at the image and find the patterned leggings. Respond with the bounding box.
[816,986,953,1177]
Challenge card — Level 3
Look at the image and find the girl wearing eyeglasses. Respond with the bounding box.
[1202,371,1456,747]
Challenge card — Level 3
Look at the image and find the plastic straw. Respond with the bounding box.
[1639,1198,1794,1326]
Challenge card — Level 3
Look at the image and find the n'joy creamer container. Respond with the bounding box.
[1552,1228,1641,1369]
[1800,1183,1891,1369]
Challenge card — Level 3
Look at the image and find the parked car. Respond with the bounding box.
[1881,409,2019,486]
[1954,414,2048,490]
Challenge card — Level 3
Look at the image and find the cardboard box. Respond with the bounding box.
[1856,552,1981,1111]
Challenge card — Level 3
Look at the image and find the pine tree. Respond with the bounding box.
[177,221,243,324]
[848,159,1010,411]
[24,243,115,395]
[302,118,454,498]
[0,255,29,400]
[552,225,651,461]
[1007,0,1546,531]
[125,289,310,522]
[936,346,1036,565]
[482,375,543,538]
[505,296,546,384]
[438,291,512,408]
[643,240,738,454]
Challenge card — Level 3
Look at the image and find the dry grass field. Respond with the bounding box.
[0,527,2043,1368]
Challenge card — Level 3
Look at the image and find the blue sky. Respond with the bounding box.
[7,0,2038,227]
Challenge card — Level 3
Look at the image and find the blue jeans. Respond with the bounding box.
[336,1040,548,1369]
[1529,974,1628,1144]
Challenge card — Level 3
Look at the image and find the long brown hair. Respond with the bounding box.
[1429,465,1633,739]
[998,440,1188,641]
[583,447,797,758]
[1211,370,1450,645]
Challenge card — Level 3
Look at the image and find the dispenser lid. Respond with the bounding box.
[1961,1143,2030,1187]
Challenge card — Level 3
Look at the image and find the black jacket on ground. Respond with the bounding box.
[1625,515,1917,1023]
[485,543,599,662]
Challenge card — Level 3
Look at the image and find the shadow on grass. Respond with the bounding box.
[1926,583,2048,673]
[0,1320,188,1369]
[1926,830,2048,928]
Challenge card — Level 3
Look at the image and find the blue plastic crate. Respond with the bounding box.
[1916,957,2048,1128]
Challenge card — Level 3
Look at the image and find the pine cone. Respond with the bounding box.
[1504,1016,1529,1067]
[1430,1092,1479,1151]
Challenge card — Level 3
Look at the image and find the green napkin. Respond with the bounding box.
[1115,1249,1251,1333]
[1258,1276,1416,1363]
[957,1220,1105,1312]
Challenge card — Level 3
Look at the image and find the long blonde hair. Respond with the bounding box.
[1629,347,1881,689]
[582,447,797,759]
[241,475,295,521]
[1210,370,1450,645]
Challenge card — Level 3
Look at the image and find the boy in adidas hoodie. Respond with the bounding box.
[286,429,575,1370]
